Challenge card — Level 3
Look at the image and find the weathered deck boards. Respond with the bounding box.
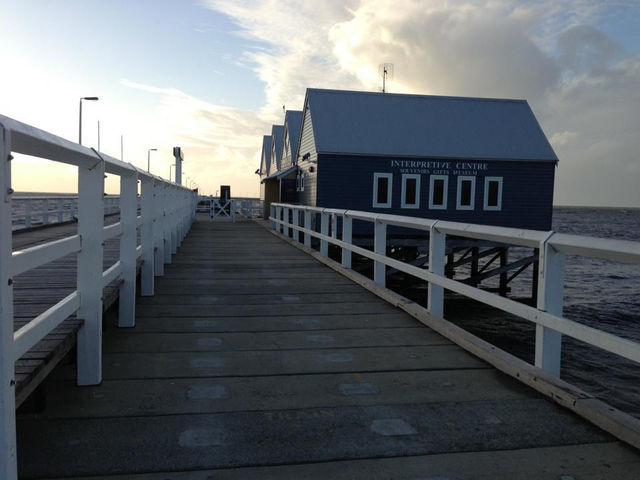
[12,215,126,405]
[16,220,640,479]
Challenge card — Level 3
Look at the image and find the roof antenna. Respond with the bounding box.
[282,105,286,113]
[378,63,394,93]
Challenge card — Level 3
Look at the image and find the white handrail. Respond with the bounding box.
[269,202,640,373]
[0,113,197,479]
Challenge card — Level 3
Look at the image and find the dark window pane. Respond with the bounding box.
[405,178,417,204]
[433,179,444,205]
[461,180,472,206]
[377,177,388,204]
[488,181,499,206]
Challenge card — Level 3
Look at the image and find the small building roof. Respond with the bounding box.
[283,110,303,161]
[262,164,297,183]
[303,88,558,162]
[259,135,271,175]
[271,125,284,171]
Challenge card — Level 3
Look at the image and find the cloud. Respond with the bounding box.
[201,0,640,206]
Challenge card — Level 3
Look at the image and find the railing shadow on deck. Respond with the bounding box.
[269,202,640,448]
[0,113,197,479]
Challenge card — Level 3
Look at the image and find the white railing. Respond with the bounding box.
[12,195,123,231]
[269,203,640,377]
[197,196,263,220]
[0,114,197,479]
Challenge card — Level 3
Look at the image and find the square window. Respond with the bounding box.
[456,176,476,210]
[429,175,448,209]
[373,173,392,208]
[401,174,420,208]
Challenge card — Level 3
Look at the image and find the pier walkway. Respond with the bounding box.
[16,220,640,478]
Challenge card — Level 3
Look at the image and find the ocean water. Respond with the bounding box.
[439,207,640,417]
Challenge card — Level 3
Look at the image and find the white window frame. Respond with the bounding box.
[456,176,476,210]
[401,174,420,209]
[484,176,503,211]
[296,174,300,192]
[429,175,448,210]
[300,172,305,192]
[373,173,392,208]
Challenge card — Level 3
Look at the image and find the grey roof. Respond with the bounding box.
[283,110,303,160]
[304,88,558,161]
[260,135,271,175]
[262,164,297,182]
[271,125,284,169]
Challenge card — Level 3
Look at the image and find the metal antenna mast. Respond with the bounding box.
[378,63,394,93]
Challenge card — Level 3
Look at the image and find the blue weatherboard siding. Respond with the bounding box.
[315,155,555,231]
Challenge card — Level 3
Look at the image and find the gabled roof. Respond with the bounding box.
[283,110,303,161]
[260,135,271,175]
[303,88,558,162]
[270,125,284,171]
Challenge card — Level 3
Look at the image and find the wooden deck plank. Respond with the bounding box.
[15,219,640,478]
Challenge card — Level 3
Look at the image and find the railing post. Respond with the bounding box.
[292,208,299,242]
[153,180,164,276]
[331,213,337,239]
[43,198,49,224]
[118,172,137,327]
[76,154,105,386]
[171,188,178,255]
[320,211,329,257]
[374,219,386,286]
[269,204,275,229]
[24,198,31,228]
[283,207,289,237]
[428,224,445,317]
[163,184,172,265]
[304,210,311,247]
[140,176,155,295]
[342,215,352,268]
[276,206,282,233]
[57,198,63,223]
[0,127,18,480]
[535,239,565,376]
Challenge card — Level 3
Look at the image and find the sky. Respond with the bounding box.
[0,0,639,206]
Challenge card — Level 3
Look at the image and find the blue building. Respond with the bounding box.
[261,111,303,215]
[295,88,558,231]
[256,135,271,201]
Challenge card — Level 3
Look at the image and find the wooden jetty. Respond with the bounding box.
[15,219,640,479]
[12,216,125,407]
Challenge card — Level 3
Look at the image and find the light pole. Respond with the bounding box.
[79,96,99,145]
[147,148,157,173]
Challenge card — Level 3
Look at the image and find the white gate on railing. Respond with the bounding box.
[197,196,263,221]
[0,114,197,479]
[269,203,640,377]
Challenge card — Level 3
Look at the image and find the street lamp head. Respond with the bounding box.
[82,96,99,101]
[149,148,157,152]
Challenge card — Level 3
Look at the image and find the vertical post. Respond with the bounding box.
[170,188,178,255]
[276,206,282,233]
[163,184,172,264]
[0,127,17,480]
[331,213,337,239]
[57,198,63,223]
[535,240,565,377]
[292,208,299,242]
[342,215,352,268]
[24,199,31,228]
[304,210,311,247]
[283,207,289,237]
[140,177,155,295]
[118,172,137,327]
[153,180,164,276]
[43,198,49,224]
[428,224,445,317]
[269,204,275,230]
[374,219,386,286]
[76,155,105,385]
[320,211,329,257]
